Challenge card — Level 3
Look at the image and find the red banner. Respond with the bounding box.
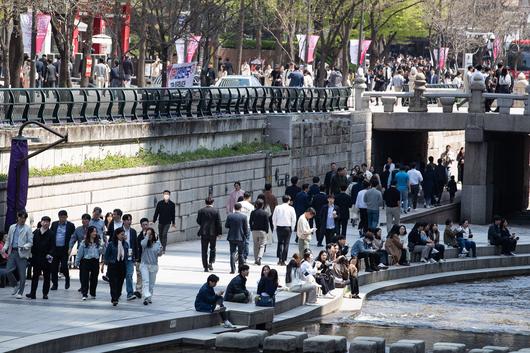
[186,35,201,63]
[36,14,51,54]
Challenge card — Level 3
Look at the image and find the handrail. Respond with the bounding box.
[0,86,352,125]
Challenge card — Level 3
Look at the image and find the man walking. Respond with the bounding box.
[225,203,248,274]
[2,211,33,298]
[239,192,254,261]
[51,210,75,290]
[383,180,401,232]
[334,185,352,236]
[122,214,138,301]
[434,159,448,206]
[93,59,108,89]
[197,197,222,272]
[407,163,423,210]
[272,195,297,265]
[324,162,337,195]
[319,194,340,245]
[135,217,150,297]
[394,165,410,214]
[27,216,55,300]
[249,199,269,265]
[364,179,383,229]
[153,190,176,253]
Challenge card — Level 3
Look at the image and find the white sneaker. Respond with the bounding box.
[15,294,23,299]
[429,258,437,264]
[377,263,389,270]
[431,248,439,254]
[223,320,235,328]
[461,248,469,254]
[82,297,87,301]
[421,258,428,263]
[438,259,445,263]
[324,293,335,299]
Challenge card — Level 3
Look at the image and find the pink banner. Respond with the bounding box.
[36,14,50,54]
[493,38,501,61]
[349,39,371,65]
[186,35,201,63]
[297,34,320,63]
[433,48,449,70]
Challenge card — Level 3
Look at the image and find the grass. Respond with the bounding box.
[0,142,284,180]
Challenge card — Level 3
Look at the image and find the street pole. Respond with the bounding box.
[305,0,311,68]
[357,0,365,70]
[29,4,37,99]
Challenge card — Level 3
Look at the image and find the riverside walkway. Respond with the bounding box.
[0,204,529,353]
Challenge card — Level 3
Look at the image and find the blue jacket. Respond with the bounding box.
[294,191,310,217]
[104,240,130,264]
[195,283,222,313]
[351,239,374,257]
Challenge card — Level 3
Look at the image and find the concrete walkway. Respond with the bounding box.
[0,203,528,352]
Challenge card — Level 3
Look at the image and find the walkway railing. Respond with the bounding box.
[0,86,352,124]
[354,74,530,115]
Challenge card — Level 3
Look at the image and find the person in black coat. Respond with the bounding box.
[50,210,75,290]
[153,190,176,252]
[224,265,250,303]
[122,214,138,301]
[225,203,248,274]
[334,185,352,236]
[318,195,340,245]
[434,158,448,206]
[27,216,55,299]
[311,185,328,245]
[422,157,436,207]
[197,197,223,272]
[285,176,302,203]
[324,163,337,195]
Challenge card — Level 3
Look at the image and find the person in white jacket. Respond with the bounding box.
[296,208,316,256]
[1,211,33,298]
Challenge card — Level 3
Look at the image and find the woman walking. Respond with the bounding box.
[140,227,163,305]
[104,228,128,306]
[76,226,103,300]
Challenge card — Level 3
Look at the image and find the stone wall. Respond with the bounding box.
[0,152,290,242]
[427,130,465,179]
[0,116,266,171]
[266,111,371,184]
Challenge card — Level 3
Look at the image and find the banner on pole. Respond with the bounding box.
[175,39,185,64]
[464,53,473,68]
[433,47,449,70]
[349,39,371,65]
[296,34,319,63]
[186,35,201,63]
[20,13,51,55]
[167,62,197,88]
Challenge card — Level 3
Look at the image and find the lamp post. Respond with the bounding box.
[5,122,68,231]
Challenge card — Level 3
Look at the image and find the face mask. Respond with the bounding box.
[163,194,170,201]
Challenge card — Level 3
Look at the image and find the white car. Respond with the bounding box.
[214,75,262,87]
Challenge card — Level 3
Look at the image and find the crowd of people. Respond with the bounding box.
[0,157,520,329]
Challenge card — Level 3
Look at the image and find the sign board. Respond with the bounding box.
[167,62,197,88]
[85,57,93,78]
[464,53,473,68]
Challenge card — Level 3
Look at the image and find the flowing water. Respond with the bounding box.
[159,276,530,352]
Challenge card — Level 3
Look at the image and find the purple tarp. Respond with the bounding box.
[4,139,29,232]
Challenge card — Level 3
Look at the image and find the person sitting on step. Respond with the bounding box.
[224,264,251,303]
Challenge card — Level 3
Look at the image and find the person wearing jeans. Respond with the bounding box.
[394,165,410,213]
[140,227,162,305]
[272,196,297,266]
[153,190,176,253]
[407,163,423,210]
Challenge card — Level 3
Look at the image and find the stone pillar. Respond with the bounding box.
[461,126,493,224]
[439,97,455,113]
[381,97,396,112]
[468,73,486,113]
[354,74,367,111]
[408,73,427,112]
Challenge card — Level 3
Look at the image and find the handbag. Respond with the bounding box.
[255,294,274,307]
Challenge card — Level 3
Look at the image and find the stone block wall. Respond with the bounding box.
[427,130,465,179]
[0,152,290,242]
[0,116,266,171]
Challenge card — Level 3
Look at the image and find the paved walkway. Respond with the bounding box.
[0,202,528,350]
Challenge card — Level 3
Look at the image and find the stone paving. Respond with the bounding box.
[0,200,528,350]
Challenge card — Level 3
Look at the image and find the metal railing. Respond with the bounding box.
[0,86,352,125]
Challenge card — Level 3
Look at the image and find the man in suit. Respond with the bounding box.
[334,184,352,237]
[225,203,248,274]
[27,216,55,300]
[319,194,340,245]
[153,190,176,253]
[311,185,328,246]
[324,162,337,195]
[122,214,138,301]
[1,211,33,298]
[197,197,222,272]
[51,210,75,290]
